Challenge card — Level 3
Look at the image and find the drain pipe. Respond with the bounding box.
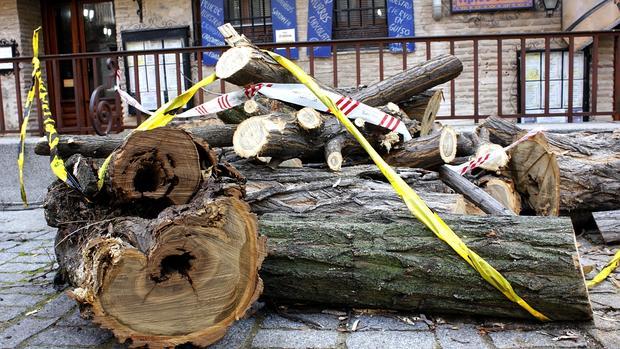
[433,0,442,21]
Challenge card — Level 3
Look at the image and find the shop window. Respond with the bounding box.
[333,0,388,40]
[521,50,587,123]
[225,0,273,43]
[122,27,192,111]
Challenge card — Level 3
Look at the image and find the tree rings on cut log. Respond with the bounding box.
[508,133,560,216]
[107,127,201,205]
[420,90,443,136]
[67,197,265,348]
[440,126,457,164]
[216,46,298,86]
[479,176,522,215]
[296,107,323,130]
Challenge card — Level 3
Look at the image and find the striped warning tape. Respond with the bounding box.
[17,27,84,206]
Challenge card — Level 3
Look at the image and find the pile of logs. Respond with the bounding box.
[35,28,620,348]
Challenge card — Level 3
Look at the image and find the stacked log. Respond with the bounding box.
[35,27,606,348]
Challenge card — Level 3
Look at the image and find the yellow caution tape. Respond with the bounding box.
[96,73,218,189]
[587,250,620,288]
[18,27,83,206]
[265,50,550,322]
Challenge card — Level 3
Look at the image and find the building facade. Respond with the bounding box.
[0,0,618,134]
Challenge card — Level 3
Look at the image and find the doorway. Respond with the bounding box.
[41,0,118,133]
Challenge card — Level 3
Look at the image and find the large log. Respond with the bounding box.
[34,124,237,158]
[592,210,620,244]
[54,191,264,348]
[232,162,469,215]
[259,213,591,321]
[232,112,456,169]
[103,128,203,205]
[479,117,620,212]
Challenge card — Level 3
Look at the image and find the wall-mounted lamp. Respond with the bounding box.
[542,0,559,17]
[134,0,144,23]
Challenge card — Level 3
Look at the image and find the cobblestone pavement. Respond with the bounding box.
[0,209,619,349]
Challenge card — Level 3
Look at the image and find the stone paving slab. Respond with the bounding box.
[0,208,618,349]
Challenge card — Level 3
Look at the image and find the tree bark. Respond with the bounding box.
[384,127,457,168]
[54,192,264,348]
[479,116,619,213]
[231,161,468,215]
[592,210,620,244]
[259,213,591,321]
[34,124,237,158]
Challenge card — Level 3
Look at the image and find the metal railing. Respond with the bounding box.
[0,30,618,135]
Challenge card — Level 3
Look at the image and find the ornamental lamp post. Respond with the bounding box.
[542,0,559,17]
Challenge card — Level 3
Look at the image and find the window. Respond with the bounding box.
[521,50,587,123]
[122,27,192,111]
[333,0,388,40]
[225,0,273,43]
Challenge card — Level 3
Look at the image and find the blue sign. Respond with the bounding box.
[307,0,333,57]
[272,0,299,59]
[200,0,225,66]
[387,0,415,53]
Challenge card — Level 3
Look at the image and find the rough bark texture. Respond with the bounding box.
[479,117,619,212]
[259,213,591,321]
[438,166,516,216]
[592,210,620,244]
[34,124,237,158]
[232,162,467,215]
[384,128,457,168]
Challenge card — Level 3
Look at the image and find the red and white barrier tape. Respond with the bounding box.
[447,129,543,175]
[178,83,412,140]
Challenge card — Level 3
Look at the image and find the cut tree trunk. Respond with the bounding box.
[34,124,237,158]
[259,213,592,321]
[233,112,455,170]
[103,127,203,205]
[232,161,469,215]
[592,210,620,244]
[384,127,457,168]
[54,191,264,348]
[478,175,522,215]
[479,116,619,212]
[438,166,516,216]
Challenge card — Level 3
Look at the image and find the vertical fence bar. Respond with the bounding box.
[92,57,100,88]
[591,35,599,115]
[53,60,63,129]
[14,62,23,128]
[0,72,5,133]
[450,40,455,118]
[568,36,574,123]
[426,41,431,60]
[497,39,502,117]
[355,44,361,86]
[197,51,205,102]
[379,42,384,81]
[72,59,84,133]
[473,39,479,123]
[520,38,526,118]
[614,33,620,121]
[154,54,162,107]
[175,52,182,96]
[544,37,550,116]
[332,43,338,87]
[133,54,142,125]
[402,42,407,70]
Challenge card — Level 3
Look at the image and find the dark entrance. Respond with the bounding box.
[41,0,118,133]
